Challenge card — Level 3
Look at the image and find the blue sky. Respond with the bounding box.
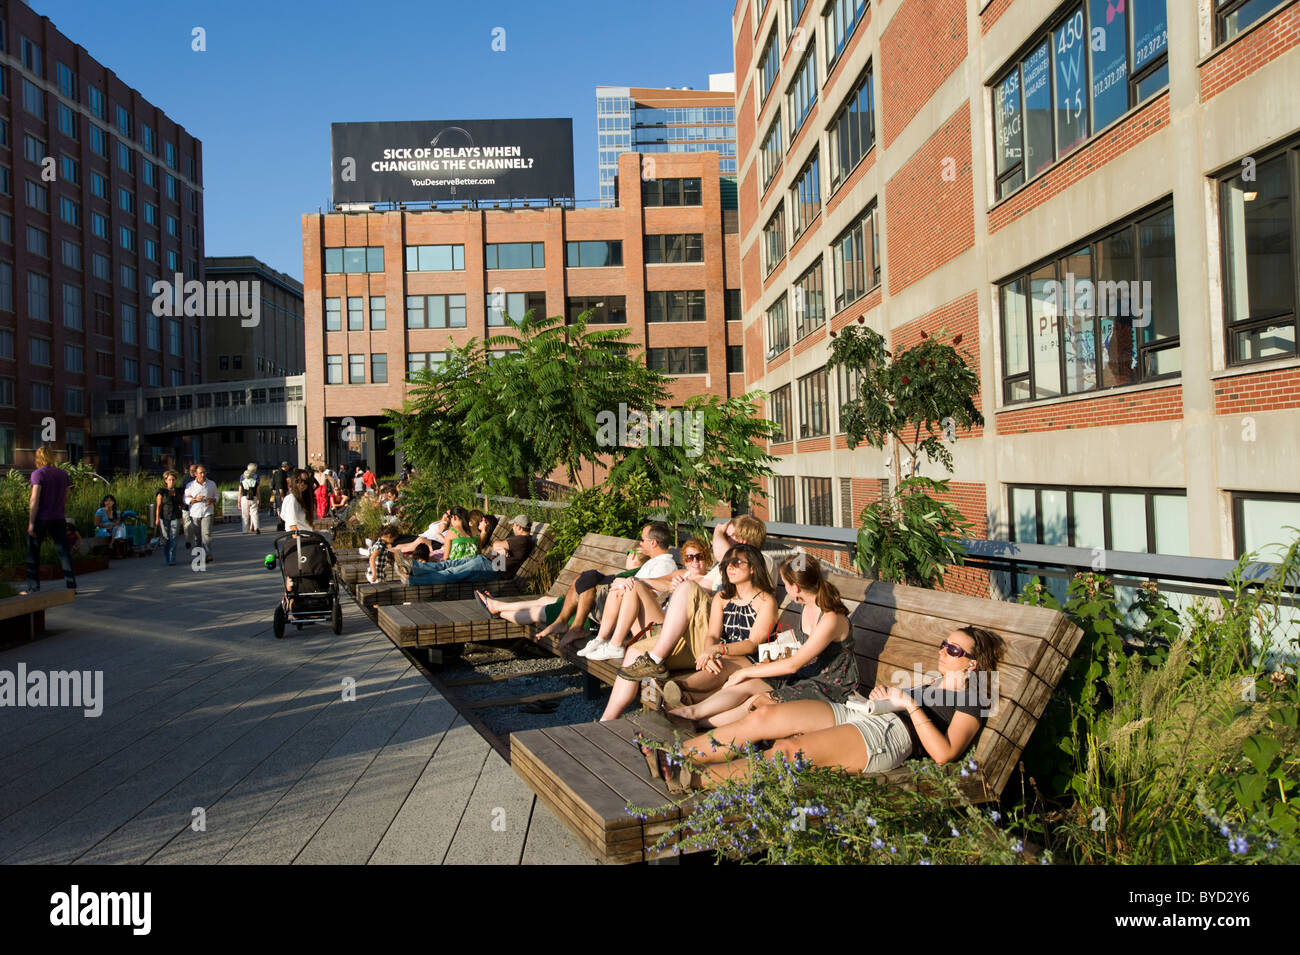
[34,0,736,282]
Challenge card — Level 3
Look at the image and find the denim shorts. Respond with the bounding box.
[827,705,914,774]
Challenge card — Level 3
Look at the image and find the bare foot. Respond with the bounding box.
[556,626,588,650]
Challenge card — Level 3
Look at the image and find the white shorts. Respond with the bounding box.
[827,705,914,774]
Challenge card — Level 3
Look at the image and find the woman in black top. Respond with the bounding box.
[155,470,185,566]
[665,625,1003,790]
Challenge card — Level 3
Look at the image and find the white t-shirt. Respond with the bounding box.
[353,474,365,493]
[280,494,311,532]
[420,520,446,544]
[636,553,678,580]
[185,479,217,519]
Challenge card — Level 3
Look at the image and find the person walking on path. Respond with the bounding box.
[361,467,377,495]
[155,470,185,566]
[22,445,76,594]
[185,465,219,561]
[238,463,262,534]
[182,462,199,548]
[270,461,291,532]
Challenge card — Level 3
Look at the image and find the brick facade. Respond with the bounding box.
[1200,3,1300,101]
[1213,367,1300,415]
[879,0,967,148]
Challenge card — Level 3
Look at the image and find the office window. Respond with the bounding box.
[727,344,745,374]
[26,226,48,258]
[767,294,790,357]
[566,295,626,325]
[144,238,158,263]
[402,244,462,272]
[144,202,158,226]
[0,213,8,245]
[57,102,78,140]
[645,233,703,264]
[370,296,386,330]
[92,254,110,281]
[23,133,46,165]
[169,318,182,356]
[787,44,818,141]
[21,37,43,75]
[142,159,157,187]
[60,240,81,270]
[87,125,107,158]
[803,477,834,526]
[165,141,177,169]
[485,242,545,269]
[0,265,10,313]
[761,115,783,188]
[64,343,84,373]
[825,0,868,68]
[647,346,708,375]
[772,475,796,523]
[0,166,8,196]
[348,296,363,330]
[836,363,861,433]
[123,357,138,383]
[91,171,109,200]
[642,177,702,206]
[146,313,161,350]
[830,201,880,311]
[758,29,780,102]
[29,336,51,366]
[828,64,875,191]
[407,352,449,378]
[167,250,180,271]
[166,214,179,237]
[59,196,80,227]
[566,240,623,267]
[120,226,136,252]
[21,79,44,119]
[794,259,826,340]
[769,385,792,442]
[117,141,132,174]
[725,289,743,323]
[142,123,155,154]
[489,290,545,326]
[66,388,85,414]
[116,104,132,137]
[121,304,138,344]
[349,353,365,384]
[0,328,10,355]
[324,245,385,273]
[1220,143,1298,364]
[992,2,1168,200]
[371,353,387,383]
[791,151,821,240]
[25,179,48,212]
[326,355,342,384]
[405,294,467,329]
[27,272,49,321]
[87,86,105,119]
[31,381,52,411]
[1216,0,1283,43]
[762,206,786,274]
[60,154,79,184]
[646,290,706,323]
[218,355,229,370]
[999,200,1179,402]
[166,174,177,199]
[90,212,108,240]
[798,367,830,438]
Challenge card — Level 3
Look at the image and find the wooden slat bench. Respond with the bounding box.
[510,574,1084,863]
[0,589,75,642]
[374,533,635,651]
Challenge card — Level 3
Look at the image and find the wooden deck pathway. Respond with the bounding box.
[0,524,592,865]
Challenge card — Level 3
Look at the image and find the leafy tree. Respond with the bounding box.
[828,323,982,485]
[610,392,780,540]
[852,476,973,587]
[384,342,481,478]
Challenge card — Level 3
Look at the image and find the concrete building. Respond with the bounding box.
[0,0,204,470]
[597,78,738,206]
[731,0,1300,594]
[301,150,743,476]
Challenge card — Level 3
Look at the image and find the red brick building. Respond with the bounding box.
[0,0,205,469]
[733,0,1300,593]
[300,151,743,476]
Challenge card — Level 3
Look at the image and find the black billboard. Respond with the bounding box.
[330,119,574,204]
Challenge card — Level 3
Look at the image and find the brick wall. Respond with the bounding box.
[734,2,754,83]
[934,480,991,598]
[1213,366,1300,415]
[880,0,967,148]
[885,109,975,294]
[980,0,1015,34]
[997,385,1183,434]
[890,291,984,438]
[737,86,756,179]
[1201,3,1300,101]
[989,95,1169,233]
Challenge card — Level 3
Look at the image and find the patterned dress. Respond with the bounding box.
[768,609,859,704]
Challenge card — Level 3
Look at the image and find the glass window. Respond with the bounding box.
[27,272,50,321]
[326,355,342,384]
[762,207,786,275]
[767,294,790,357]
[769,385,792,442]
[803,477,834,526]
[1221,147,1297,364]
[566,240,623,267]
[646,290,706,323]
[798,368,830,438]
[566,295,626,325]
[758,30,780,103]
[1217,0,1286,43]
[727,344,744,374]
[371,354,387,383]
[405,245,465,271]
[491,291,546,325]
[348,296,363,330]
[642,178,702,206]
[761,116,783,188]
[647,347,708,374]
[63,284,82,329]
[791,152,821,239]
[406,295,467,328]
[21,79,44,119]
[786,45,817,141]
[828,64,875,191]
[831,202,880,311]
[485,242,545,269]
[371,296,386,330]
[349,353,365,384]
[794,259,825,340]
[325,297,341,331]
[824,0,868,68]
[725,289,743,323]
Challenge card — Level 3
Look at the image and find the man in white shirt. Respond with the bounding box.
[185,465,219,561]
[579,522,678,661]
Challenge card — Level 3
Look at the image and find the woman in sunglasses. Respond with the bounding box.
[656,625,1003,790]
[601,544,778,723]
[666,557,858,727]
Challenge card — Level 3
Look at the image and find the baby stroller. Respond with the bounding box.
[120,510,153,556]
[270,530,343,639]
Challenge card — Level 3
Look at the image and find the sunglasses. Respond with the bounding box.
[682,553,704,562]
[724,558,750,569]
[940,640,975,660]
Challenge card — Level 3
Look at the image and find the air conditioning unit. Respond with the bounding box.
[338,202,374,213]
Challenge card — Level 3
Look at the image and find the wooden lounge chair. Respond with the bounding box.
[510,573,1084,863]
[0,589,75,642]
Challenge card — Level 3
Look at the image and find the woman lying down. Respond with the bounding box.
[643,624,1003,793]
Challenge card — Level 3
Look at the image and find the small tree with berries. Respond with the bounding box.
[827,320,984,587]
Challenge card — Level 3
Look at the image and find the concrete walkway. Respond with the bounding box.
[0,521,593,865]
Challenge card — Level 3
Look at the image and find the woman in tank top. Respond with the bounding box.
[668,556,857,727]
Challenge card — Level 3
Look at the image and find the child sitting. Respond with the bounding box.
[366,526,400,584]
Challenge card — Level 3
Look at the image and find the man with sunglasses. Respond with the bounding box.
[578,523,678,661]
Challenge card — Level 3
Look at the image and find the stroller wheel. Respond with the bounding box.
[331,601,343,635]
[273,605,286,640]
[295,623,303,630]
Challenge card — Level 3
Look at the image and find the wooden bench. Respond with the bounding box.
[0,589,76,642]
[374,533,635,654]
[510,573,1084,863]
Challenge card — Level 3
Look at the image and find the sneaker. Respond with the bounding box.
[589,641,626,662]
[365,569,376,584]
[576,637,605,659]
[618,655,668,682]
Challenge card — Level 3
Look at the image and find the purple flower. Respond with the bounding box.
[1012,840,1024,854]
[951,828,961,838]
[872,838,885,850]
[988,810,1001,823]
[1219,824,1231,837]
[866,816,877,828]
[1229,836,1248,855]
[960,767,970,778]
[919,859,932,866]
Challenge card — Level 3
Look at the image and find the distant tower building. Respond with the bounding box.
[596,74,736,207]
